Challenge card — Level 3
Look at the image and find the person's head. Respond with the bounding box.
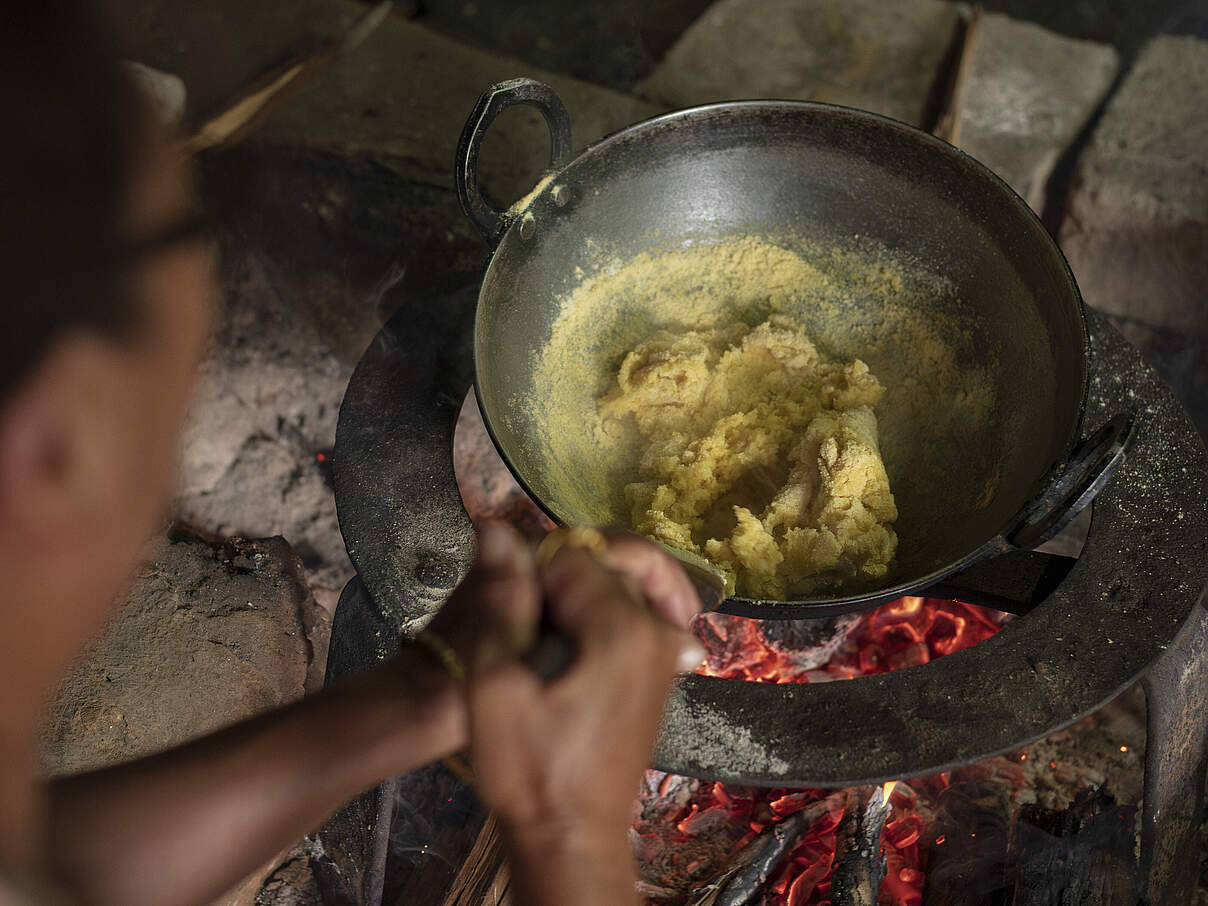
[0,2,216,703]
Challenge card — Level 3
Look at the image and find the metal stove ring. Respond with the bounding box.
[334,302,1208,787]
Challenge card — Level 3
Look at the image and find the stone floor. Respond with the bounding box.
[42,532,329,906]
[45,0,1208,903]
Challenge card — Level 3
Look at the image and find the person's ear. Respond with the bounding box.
[0,332,132,558]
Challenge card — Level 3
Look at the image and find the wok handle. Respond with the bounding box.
[455,78,572,246]
[920,414,1134,616]
[925,548,1076,615]
[1007,412,1136,551]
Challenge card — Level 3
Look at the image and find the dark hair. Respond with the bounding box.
[0,1,143,402]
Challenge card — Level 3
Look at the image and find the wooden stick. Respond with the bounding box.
[931,3,983,146]
[830,786,893,906]
[701,801,831,906]
[478,859,511,906]
[181,1,393,154]
[434,813,510,906]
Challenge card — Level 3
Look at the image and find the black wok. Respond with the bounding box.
[458,78,1132,620]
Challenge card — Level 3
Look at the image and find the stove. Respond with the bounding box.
[313,282,1208,905]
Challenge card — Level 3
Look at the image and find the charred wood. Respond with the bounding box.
[688,801,830,906]
[830,789,890,906]
[925,776,1139,906]
[922,772,1014,905]
[1003,788,1139,905]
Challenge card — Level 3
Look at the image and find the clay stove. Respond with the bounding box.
[314,281,1208,905]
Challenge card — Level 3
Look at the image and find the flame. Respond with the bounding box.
[635,597,1008,905]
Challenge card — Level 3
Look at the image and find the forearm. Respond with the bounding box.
[46,656,464,906]
[503,823,639,906]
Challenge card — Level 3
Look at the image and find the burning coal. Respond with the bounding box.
[633,597,1008,905]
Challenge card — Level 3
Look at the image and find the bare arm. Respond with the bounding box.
[44,525,700,906]
[506,825,640,906]
[46,654,462,906]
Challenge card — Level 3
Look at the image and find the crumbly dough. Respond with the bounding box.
[599,316,898,599]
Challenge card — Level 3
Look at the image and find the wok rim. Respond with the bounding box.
[472,98,1091,614]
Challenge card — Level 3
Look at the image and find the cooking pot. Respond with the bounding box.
[458,78,1132,620]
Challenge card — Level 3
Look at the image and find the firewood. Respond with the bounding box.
[830,788,892,906]
[434,813,509,906]
[688,800,831,906]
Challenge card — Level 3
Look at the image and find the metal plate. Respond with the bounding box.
[334,305,1208,787]
[333,284,478,635]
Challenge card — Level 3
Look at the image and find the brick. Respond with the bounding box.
[958,14,1118,212]
[637,0,965,127]
[1059,35,1208,434]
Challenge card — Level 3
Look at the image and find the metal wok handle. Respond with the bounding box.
[455,78,572,246]
[928,413,1136,615]
[1007,412,1136,551]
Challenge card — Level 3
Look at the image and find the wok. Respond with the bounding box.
[458,78,1132,620]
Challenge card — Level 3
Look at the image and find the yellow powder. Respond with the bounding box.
[600,316,898,598]
[507,171,558,216]
[526,234,1001,598]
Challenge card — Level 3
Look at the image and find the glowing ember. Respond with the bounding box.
[635,597,1008,905]
[695,597,1004,684]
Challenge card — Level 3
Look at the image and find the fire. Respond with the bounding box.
[695,597,1003,684]
[635,597,1007,905]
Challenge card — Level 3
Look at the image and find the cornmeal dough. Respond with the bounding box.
[599,316,898,599]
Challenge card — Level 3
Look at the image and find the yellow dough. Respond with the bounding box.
[599,316,898,599]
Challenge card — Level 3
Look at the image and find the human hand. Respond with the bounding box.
[415,523,704,695]
[457,526,703,879]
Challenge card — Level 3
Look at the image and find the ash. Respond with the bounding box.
[174,249,362,617]
[659,686,792,779]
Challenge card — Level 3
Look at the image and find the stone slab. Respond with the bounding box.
[116,0,660,205]
[40,531,329,905]
[40,532,323,776]
[1059,35,1208,434]
[258,7,661,205]
[415,0,718,92]
[959,13,1118,212]
[108,0,355,120]
[637,0,966,127]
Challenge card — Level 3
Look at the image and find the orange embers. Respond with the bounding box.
[696,597,1004,683]
[635,598,1006,904]
[837,597,1003,675]
[633,780,933,905]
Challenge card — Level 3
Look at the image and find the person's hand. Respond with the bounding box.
[448,524,704,904]
[382,525,550,756]
[415,523,704,697]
